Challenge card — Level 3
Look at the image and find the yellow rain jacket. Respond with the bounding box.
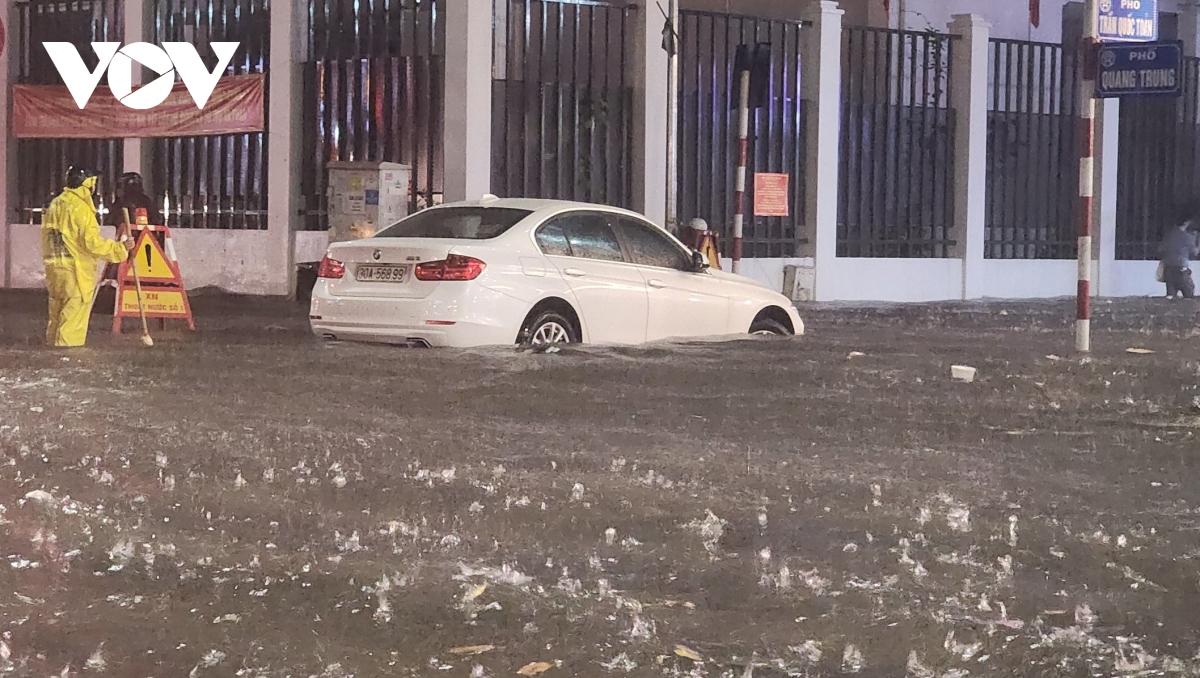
[42,180,128,347]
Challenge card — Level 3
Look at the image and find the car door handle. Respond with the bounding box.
[647,279,667,289]
[563,267,586,278]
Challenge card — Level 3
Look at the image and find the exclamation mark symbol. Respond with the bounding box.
[144,243,152,270]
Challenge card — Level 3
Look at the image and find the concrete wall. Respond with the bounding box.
[4,224,330,294]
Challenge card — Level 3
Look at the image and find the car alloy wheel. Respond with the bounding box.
[531,321,571,346]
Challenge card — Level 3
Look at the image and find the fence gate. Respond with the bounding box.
[985,39,1078,260]
[676,11,806,259]
[1115,57,1200,261]
[15,0,124,222]
[302,0,444,231]
[152,0,269,229]
[491,0,635,207]
[839,26,955,258]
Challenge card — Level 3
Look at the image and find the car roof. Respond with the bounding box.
[439,196,654,222]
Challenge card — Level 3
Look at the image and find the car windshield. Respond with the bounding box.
[375,207,532,240]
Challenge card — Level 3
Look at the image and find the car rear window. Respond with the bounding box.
[375,207,532,240]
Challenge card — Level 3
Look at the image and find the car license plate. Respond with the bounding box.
[356,265,409,283]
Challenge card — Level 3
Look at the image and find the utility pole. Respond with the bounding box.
[1080,0,1099,355]
[1076,0,1099,354]
[664,0,680,236]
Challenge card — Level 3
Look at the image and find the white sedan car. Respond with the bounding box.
[309,196,803,348]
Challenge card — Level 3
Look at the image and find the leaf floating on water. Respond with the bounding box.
[674,645,703,661]
[449,645,495,656]
[516,661,555,676]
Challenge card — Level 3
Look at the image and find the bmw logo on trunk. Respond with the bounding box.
[372,250,382,260]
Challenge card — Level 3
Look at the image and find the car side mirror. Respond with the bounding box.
[691,250,709,272]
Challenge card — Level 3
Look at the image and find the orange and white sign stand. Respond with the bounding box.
[96,223,195,334]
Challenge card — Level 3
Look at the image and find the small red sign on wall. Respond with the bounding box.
[753,173,789,217]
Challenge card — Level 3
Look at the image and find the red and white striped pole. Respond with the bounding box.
[1076,0,1098,354]
[732,68,750,274]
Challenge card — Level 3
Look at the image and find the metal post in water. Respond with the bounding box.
[665,0,680,237]
[1076,0,1098,353]
[732,68,750,274]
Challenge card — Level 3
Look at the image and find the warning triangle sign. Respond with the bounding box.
[125,231,178,283]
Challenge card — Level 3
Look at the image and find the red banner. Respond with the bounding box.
[13,74,264,139]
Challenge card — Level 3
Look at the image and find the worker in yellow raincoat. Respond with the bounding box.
[41,167,134,347]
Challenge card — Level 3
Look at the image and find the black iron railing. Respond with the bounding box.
[15,0,124,222]
[301,0,444,231]
[151,0,269,229]
[1115,57,1200,261]
[676,10,807,259]
[985,39,1079,260]
[490,0,635,209]
[838,26,955,258]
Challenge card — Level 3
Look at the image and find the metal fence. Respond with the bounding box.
[490,0,635,208]
[985,39,1079,260]
[151,0,269,229]
[15,0,124,222]
[676,11,807,259]
[838,27,955,258]
[302,0,444,231]
[1115,57,1200,261]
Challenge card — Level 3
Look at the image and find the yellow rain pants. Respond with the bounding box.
[41,182,128,347]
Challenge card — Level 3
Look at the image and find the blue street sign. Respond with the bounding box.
[1097,0,1158,42]
[1096,41,1182,97]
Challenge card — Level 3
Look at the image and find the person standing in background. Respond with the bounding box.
[1159,218,1200,299]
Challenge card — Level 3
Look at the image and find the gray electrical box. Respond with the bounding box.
[326,161,412,244]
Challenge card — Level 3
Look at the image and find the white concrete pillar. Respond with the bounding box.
[1094,98,1120,297]
[122,0,151,181]
[947,14,989,300]
[443,0,492,202]
[264,0,304,296]
[1,0,16,287]
[800,1,842,301]
[631,0,669,227]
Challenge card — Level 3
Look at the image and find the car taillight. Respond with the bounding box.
[415,254,486,281]
[317,255,345,279]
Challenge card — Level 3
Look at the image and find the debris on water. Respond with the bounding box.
[1125,347,1155,355]
[788,641,822,664]
[674,645,703,662]
[848,351,865,359]
[947,506,972,533]
[907,650,933,678]
[456,562,533,587]
[516,661,556,676]
[871,483,883,507]
[685,510,727,554]
[601,652,637,672]
[1074,604,1098,631]
[234,472,248,489]
[951,365,977,383]
[29,407,43,414]
[23,490,56,506]
[107,540,135,571]
[841,644,864,673]
[917,506,932,526]
[200,649,226,668]
[757,511,769,528]
[1050,546,1066,559]
[1117,534,1128,548]
[604,528,617,545]
[448,645,495,656]
[570,482,585,502]
[945,631,982,662]
[1008,515,1019,548]
[843,542,859,553]
[84,644,105,671]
